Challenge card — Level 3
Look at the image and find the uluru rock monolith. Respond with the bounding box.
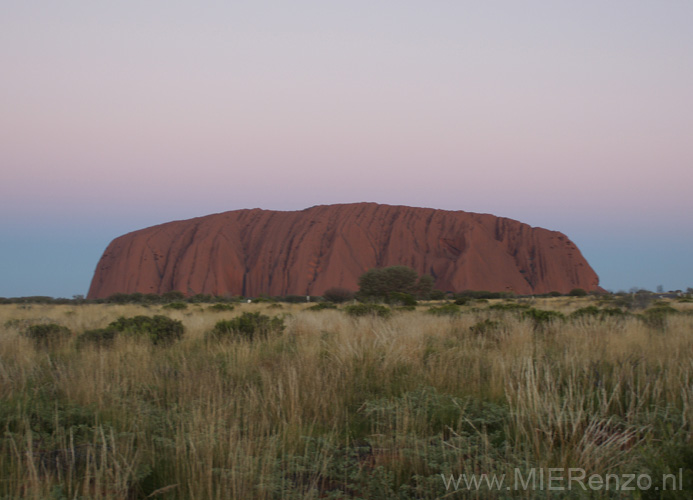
[87,203,601,298]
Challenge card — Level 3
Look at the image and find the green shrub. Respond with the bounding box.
[569,305,601,318]
[307,302,337,311]
[278,295,308,303]
[207,303,235,312]
[188,293,214,303]
[161,291,186,303]
[106,292,141,304]
[488,302,530,312]
[344,303,391,318]
[386,291,417,306]
[568,288,588,297]
[357,266,433,300]
[76,327,118,347]
[322,287,355,303]
[4,318,30,330]
[641,305,680,329]
[163,301,188,310]
[395,305,417,312]
[22,323,72,347]
[209,312,285,341]
[600,307,630,317]
[427,304,461,316]
[108,315,184,345]
[456,290,510,300]
[522,308,565,325]
[453,296,471,305]
[362,387,508,437]
[470,319,502,336]
[570,306,630,320]
[644,304,678,315]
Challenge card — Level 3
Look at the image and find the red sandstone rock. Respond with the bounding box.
[87,203,601,298]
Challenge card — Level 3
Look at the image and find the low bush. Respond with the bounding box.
[188,293,214,303]
[427,304,461,316]
[4,318,31,330]
[600,307,630,317]
[470,319,502,336]
[570,306,631,320]
[207,303,235,312]
[76,327,118,347]
[163,301,187,310]
[22,323,72,347]
[569,305,601,318]
[386,291,417,306]
[278,295,309,303]
[641,305,680,329]
[209,312,285,341]
[344,303,391,318]
[307,302,337,311]
[456,290,512,300]
[321,287,355,303]
[568,288,588,297]
[489,302,530,312]
[108,315,184,345]
[362,386,509,437]
[161,291,186,303]
[522,308,565,325]
[395,305,417,312]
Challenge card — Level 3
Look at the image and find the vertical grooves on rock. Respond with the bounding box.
[87,203,601,298]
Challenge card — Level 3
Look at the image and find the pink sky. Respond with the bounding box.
[1,1,692,296]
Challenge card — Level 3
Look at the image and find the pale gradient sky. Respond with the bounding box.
[1,1,692,297]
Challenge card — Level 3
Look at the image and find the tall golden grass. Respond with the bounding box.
[0,299,691,498]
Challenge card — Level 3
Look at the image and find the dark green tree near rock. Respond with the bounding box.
[357,266,434,300]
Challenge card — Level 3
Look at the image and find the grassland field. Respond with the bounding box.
[1,296,692,499]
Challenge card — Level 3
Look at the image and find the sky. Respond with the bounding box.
[1,1,692,297]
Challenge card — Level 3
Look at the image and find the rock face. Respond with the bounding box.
[87,203,601,298]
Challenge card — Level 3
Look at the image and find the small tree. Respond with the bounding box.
[414,274,435,299]
[357,266,434,301]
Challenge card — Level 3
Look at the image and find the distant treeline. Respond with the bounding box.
[0,288,624,306]
[2,269,690,307]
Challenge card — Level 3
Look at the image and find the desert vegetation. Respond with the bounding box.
[1,294,692,498]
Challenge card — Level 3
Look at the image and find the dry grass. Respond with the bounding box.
[0,299,692,498]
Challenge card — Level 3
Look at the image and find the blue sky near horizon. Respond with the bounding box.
[1,1,692,297]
